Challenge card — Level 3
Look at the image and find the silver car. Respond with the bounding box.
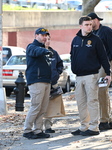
[3,54,71,96]
[60,54,76,86]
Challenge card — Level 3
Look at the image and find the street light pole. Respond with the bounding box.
[0,0,7,115]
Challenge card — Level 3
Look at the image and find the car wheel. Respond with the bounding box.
[5,88,13,97]
[63,78,70,93]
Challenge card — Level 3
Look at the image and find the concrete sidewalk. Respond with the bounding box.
[0,89,112,150]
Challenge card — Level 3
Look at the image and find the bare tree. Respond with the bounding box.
[82,0,101,15]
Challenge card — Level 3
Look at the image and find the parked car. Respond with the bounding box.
[11,0,58,9]
[95,1,112,11]
[2,46,26,65]
[56,0,82,10]
[9,0,82,10]
[3,0,11,4]
[60,54,76,86]
[75,4,82,11]
[105,3,112,10]
[3,54,71,96]
[66,0,82,10]
[75,0,112,12]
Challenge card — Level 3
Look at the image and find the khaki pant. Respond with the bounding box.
[44,84,58,130]
[98,64,112,123]
[24,82,51,134]
[44,118,53,130]
[75,74,99,131]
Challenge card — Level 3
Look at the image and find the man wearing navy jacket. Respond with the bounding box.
[88,12,112,131]
[70,16,111,136]
[44,33,63,133]
[23,27,52,139]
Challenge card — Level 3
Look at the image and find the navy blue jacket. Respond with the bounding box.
[93,24,112,61]
[48,47,63,85]
[70,30,110,76]
[25,39,51,85]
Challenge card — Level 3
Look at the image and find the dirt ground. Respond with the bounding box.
[1,89,112,150]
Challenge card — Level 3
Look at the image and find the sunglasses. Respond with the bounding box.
[40,28,48,32]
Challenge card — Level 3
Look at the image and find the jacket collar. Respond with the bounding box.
[77,29,92,38]
[32,39,45,47]
[93,24,102,33]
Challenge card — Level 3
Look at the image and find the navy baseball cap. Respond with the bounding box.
[88,12,103,21]
[35,27,49,35]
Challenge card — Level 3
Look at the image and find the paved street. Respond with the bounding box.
[0,88,112,149]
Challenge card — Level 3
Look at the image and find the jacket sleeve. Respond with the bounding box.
[70,38,75,73]
[70,39,74,57]
[26,44,49,57]
[96,37,110,75]
[55,51,63,74]
[103,27,112,61]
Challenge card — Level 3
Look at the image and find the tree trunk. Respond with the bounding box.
[82,0,101,15]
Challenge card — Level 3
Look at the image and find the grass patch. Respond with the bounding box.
[2,4,74,11]
[3,4,46,11]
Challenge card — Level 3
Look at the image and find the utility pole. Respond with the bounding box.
[0,0,7,115]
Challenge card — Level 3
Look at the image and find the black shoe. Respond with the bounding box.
[80,129,100,136]
[45,128,55,133]
[36,132,50,138]
[71,129,81,135]
[23,131,38,139]
[109,122,112,129]
[99,122,110,131]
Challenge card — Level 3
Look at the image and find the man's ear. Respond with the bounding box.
[35,34,38,39]
[79,24,82,29]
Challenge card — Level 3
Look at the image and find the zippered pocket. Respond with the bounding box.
[37,68,40,79]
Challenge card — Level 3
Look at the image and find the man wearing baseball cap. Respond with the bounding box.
[88,12,112,131]
[35,27,49,35]
[23,27,53,139]
[88,12,103,21]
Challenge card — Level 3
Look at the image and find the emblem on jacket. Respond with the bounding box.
[86,40,92,47]
[73,44,79,47]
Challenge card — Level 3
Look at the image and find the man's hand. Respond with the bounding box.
[46,51,53,58]
[104,76,111,85]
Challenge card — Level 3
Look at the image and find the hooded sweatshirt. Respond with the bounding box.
[70,30,110,76]
[25,39,51,85]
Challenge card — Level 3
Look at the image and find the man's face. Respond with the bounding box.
[80,20,92,35]
[45,35,50,48]
[91,18,99,30]
[35,34,47,44]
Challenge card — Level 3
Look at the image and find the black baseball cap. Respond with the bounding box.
[35,27,49,35]
[88,12,103,21]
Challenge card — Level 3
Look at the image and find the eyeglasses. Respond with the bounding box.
[40,28,48,32]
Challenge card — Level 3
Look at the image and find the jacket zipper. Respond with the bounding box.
[38,68,40,79]
[81,39,84,47]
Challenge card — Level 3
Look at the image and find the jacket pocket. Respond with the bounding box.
[28,83,41,105]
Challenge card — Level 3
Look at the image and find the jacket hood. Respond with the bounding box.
[32,39,45,47]
[76,29,93,38]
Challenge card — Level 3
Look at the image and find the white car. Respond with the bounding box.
[60,54,76,86]
[95,0,112,11]
[3,54,71,96]
[2,46,26,65]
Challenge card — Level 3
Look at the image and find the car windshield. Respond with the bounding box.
[2,47,12,65]
[7,55,26,65]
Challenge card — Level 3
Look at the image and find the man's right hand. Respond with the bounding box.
[46,51,53,58]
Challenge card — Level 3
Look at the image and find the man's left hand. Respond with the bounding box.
[104,76,111,85]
